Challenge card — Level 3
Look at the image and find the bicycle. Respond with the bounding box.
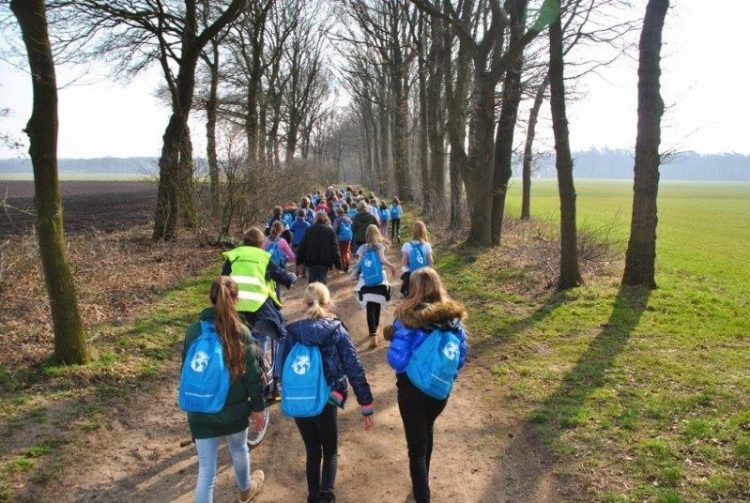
[247,330,281,449]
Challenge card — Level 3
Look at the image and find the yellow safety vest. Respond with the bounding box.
[222,246,281,312]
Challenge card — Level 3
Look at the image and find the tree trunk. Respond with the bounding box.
[465,71,496,246]
[11,0,91,364]
[418,31,431,210]
[206,47,219,209]
[549,8,582,289]
[521,74,549,220]
[426,14,446,218]
[392,76,412,199]
[178,126,195,227]
[491,0,526,246]
[622,0,669,289]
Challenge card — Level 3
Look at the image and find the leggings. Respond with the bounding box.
[366,302,381,334]
[390,219,401,241]
[294,404,339,503]
[397,374,448,503]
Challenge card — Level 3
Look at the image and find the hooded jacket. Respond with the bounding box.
[351,210,378,244]
[296,222,342,269]
[281,317,374,415]
[385,300,468,374]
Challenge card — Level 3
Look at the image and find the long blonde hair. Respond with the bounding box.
[412,221,430,243]
[396,268,465,320]
[304,282,334,319]
[270,220,284,238]
[365,224,383,247]
[209,276,246,383]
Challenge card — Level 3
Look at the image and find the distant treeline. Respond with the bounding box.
[531,149,750,181]
[1,150,749,181]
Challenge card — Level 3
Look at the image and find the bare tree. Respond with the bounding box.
[9,0,90,364]
[49,0,248,240]
[548,0,583,289]
[622,0,669,288]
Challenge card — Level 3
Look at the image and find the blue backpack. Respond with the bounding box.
[390,204,402,220]
[379,208,389,222]
[361,247,384,286]
[178,321,231,413]
[348,208,358,218]
[267,238,287,268]
[281,343,331,417]
[282,212,295,229]
[406,329,461,400]
[338,220,353,241]
[408,241,428,271]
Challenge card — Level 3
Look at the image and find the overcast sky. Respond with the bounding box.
[1,0,748,159]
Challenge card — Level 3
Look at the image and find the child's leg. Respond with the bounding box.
[226,429,252,491]
[295,417,323,502]
[314,404,339,498]
[366,302,381,334]
[194,436,221,503]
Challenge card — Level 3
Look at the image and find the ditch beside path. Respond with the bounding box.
[34,244,568,503]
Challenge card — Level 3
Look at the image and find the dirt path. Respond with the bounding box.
[34,245,566,502]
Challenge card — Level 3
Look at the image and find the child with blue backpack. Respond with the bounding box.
[383,268,468,503]
[280,282,374,503]
[400,221,434,297]
[291,208,312,275]
[180,276,267,503]
[263,221,296,299]
[378,201,390,238]
[389,196,403,244]
[352,224,398,348]
[332,206,353,273]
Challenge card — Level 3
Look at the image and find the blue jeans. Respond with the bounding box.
[194,429,253,503]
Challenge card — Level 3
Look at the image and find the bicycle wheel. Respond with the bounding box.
[247,405,270,449]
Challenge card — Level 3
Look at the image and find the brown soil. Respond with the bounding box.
[20,245,572,503]
[0,180,157,236]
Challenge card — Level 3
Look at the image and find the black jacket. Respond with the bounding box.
[351,211,377,244]
[297,223,342,269]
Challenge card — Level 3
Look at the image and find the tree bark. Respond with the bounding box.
[521,74,549,220]
[417,22,431,210]
[491,0,527,246]
[205,44,220,209]
[549,6,582,289]
[622,0,669,289]
[11,0,91,364]
[426,13,446,217]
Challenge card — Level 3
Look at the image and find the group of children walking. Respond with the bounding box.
[178,186,467,503]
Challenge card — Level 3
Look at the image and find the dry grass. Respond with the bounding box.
[0,225,218,369]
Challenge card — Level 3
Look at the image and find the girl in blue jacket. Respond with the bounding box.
[383,268,468,503]
[281,282,375,503]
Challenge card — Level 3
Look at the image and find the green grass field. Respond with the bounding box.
[439,179,750,502]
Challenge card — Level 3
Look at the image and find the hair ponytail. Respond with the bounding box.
[304,282,334,319]
[209,276,246,383]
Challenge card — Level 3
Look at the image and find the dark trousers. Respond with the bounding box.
[366,302,381,334]
[295,404,338,503]
[397,374,448,503]
[307,265,329,285]
[391,218,401,242]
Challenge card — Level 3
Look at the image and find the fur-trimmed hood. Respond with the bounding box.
[398,300,467,330]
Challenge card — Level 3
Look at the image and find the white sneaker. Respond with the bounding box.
[239,470,264,502]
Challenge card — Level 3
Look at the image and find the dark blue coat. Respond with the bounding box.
[281,317,373,411]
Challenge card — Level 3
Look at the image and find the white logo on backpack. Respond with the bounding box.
[442,341,459,361]
[292,355,311,375]
[190,351,210,372]
[364,259,372,268]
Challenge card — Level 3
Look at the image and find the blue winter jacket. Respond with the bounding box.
[291,217,311,246]
[386,301,468,375]
[281,317,374,414]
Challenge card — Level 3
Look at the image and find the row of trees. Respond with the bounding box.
[4,0,668,364]
[333,0,666,289]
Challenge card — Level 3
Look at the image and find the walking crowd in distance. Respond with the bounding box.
[177,185,468,503]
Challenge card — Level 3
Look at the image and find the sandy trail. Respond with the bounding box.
[34,244,565,503]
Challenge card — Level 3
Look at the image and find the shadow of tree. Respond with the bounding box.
[480,285,652,502]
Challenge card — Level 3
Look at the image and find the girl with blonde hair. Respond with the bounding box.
[281,282,374,503]
[182,276,267,503]
[400,221,435,297]
[384,268,468,503]
[352,224,398,347]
